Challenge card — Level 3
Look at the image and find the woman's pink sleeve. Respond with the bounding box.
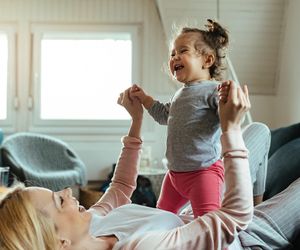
[89,136,142,216]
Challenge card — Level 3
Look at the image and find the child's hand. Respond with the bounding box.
[130,84,147,103]
[218,81,250,132]
[130,84,141,93]
[130,84,154,109]
[218,80,231,103]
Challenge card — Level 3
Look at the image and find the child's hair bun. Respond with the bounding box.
[205,19,229,48]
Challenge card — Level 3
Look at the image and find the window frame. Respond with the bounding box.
[29,24,142,134]
[0,24,17,133]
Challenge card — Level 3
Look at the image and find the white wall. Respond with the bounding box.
[244,0,300,130]
[248,95,275,127]
[272,0,300,129]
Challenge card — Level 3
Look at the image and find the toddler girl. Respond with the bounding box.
[131,19,229,217]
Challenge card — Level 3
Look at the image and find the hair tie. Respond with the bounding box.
[204,19,215,32]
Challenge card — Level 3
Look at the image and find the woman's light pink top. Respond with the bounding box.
[89,132,253,250]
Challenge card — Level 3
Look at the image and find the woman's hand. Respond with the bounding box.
[218,80,251,132]
[118,88,143,122]
[118,88,143,138]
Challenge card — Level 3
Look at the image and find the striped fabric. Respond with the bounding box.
[242,122,271,196]
[233,123,300,249]
[238,177,300,249]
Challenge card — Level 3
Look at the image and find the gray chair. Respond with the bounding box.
[0,132,87,191]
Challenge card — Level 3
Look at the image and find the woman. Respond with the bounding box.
[0,82,298,249]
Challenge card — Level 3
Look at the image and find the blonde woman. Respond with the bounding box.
[0,82,299,250]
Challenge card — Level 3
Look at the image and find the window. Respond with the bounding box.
[0,33,8,120]
[0,25,17,132]
[31,24,141,133]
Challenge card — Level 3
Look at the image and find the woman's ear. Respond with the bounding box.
[59,238,71,249]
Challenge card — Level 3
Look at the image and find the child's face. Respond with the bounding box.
[169,33,208,84]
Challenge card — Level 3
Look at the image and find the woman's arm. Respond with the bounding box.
[89,89,143,216]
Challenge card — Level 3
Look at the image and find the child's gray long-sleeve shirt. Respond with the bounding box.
[148,81,221,171]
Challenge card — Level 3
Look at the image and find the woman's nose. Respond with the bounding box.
[66,187,73,197]
[60,187,73,197]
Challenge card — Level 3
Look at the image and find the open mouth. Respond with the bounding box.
[174,64,184,72]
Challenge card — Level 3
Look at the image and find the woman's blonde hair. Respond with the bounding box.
[0,186,59,250]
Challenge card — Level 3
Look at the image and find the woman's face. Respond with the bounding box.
[26,187,91,243]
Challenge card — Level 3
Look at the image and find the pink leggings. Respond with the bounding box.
[157,160,224,218]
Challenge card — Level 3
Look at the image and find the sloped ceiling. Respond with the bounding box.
[155,0,287,95]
